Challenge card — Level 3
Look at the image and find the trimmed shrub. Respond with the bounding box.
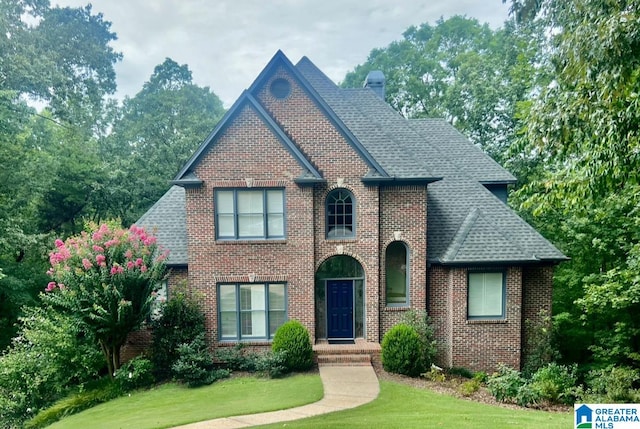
[401,310,437,370]
[530,363,577,405]
[381,323,425,377]
[255,350,289,378]
[272,320,314,372]
[448,366,474,379]
[215,344,260,372]
[114,356,155,392]
[459,378,482,396]
[172,334,219,387]
[151,284,206,380]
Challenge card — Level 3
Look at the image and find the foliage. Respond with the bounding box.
[583,366,640,403]
[215,344,289,379]
[342,16,546,164]
[114,356,155,392]
[24,378,123,429]
[459,378,482,396]
[151,283,206,380]
[215,344,260,372]
[512,0,640,372]
[422,367,446,383]
[0,306,103,427]
[487,364,532,405]
[530,363,577,405]
[381,323,425,377]
[448,367,474,379]
[272,320,314,372]
[401,309,438,372]
[43,222,167,376]
[101,58,225,224]
[255,350,290,379]
[171,334,229,387]
[522,310,560,376]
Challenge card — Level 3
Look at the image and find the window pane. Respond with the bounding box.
[386,242,407,304]
[238,214,264,237]
[269,284,285,310]
[221,312,237,337]
[237,191,263,214]
[266,190,283,214]
[218,214,235,237]
[241,310,266,338]
[217,191,234,214]
[240,284,265,310]
[468,272,504,317]
[219,285,237,311]
[269,310,286,337]
[267,213,284,236]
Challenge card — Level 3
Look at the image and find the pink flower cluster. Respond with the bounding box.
[45,223,167,291]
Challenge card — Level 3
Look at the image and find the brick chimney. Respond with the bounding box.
[364,70,385,100]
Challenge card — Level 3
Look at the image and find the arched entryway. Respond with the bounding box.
[315,255,365,341]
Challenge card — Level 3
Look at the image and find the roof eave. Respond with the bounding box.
[362,176,443,186]
[171,177,203,188]
[428,256,568,266]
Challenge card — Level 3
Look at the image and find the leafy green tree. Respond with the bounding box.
[43,223,167,375]
[0,305,103,427]
[102,58,225,223]
[512,0,640,369]
[0,0,122,349]
[342,16,546,163]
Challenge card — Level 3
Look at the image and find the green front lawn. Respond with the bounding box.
[47,374,572,429]
[256,381,572,429]
[47,374,323,429]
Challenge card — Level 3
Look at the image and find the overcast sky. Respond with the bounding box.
[54,1,510,107]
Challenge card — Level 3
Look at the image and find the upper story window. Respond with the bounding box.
[215,189,285,240]
[385,241,409,306]
[326,189,355,239]
[468,271,505,319]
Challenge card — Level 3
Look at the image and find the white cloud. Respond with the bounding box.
[54,0,510,106]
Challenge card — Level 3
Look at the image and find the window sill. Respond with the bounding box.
[384,305,410,311]
[218,340,273,346]
[466,319,508,325]
[216,240,287,245]
[325,238,357,243]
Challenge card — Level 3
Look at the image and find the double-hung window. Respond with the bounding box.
[215,189,285,239]
[468,271,505,319]
[218,283,287,340]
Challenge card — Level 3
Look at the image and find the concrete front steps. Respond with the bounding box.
[314,340,381,369]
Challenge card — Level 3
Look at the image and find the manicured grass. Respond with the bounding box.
[47,374,323,429]
[256,381,573,429]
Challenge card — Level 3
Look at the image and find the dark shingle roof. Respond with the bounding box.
[136,185,187,266]
[137,52,565,267]
[296,55,565,264]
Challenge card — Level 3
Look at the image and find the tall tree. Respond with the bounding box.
[101,58,225,224]
[513,0,640,369]
[342,16,546,164]
[0,0,121,349]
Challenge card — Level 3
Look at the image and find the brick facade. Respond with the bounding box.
[155,60,558,373]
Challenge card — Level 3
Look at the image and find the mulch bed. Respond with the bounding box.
[374,367,571,413]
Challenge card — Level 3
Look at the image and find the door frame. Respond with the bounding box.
[325,279,355,340]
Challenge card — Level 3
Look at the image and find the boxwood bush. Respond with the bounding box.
[381,323,425,377]
[272,320,314,372]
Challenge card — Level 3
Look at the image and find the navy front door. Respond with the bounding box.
[327,280,354,339]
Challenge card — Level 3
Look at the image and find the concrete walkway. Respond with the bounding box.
[173,365,380,429]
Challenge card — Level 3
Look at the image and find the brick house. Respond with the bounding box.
[137,51,566,372]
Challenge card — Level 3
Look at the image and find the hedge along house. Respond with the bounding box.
[136,51,567,372]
